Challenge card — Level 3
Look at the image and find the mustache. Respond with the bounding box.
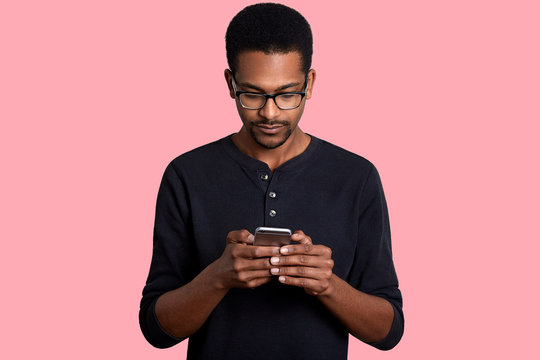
[253,120,289,127]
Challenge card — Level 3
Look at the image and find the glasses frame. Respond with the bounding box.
[231,74,309,110]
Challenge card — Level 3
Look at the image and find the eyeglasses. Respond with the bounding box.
[231,75,308,110]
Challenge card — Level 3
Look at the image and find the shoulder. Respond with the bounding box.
[311,136,386,203]
[313,136,376,177]
[167,136,230,174]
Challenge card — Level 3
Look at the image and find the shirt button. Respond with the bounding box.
[261,174,269,180]
[269,192,276,198]
[269,209,277,217]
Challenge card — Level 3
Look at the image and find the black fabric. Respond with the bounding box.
[140,134,404,358]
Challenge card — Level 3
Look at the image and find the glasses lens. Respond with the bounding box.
[239,93,266,109]
[275,94,302,109]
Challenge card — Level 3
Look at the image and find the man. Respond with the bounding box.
[140,3,404,359]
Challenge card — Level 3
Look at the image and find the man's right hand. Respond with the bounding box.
[214,229,280,290]
[154,229,279,339]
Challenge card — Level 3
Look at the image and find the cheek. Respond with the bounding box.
[236,107,256,125]
[234,102,247,119]
[290,107,305,126]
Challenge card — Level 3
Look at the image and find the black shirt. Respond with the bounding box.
[140,135,404,359]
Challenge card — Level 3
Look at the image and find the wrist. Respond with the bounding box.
[206,258,229,291]
[316,273,337,298]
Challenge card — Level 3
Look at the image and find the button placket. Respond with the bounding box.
[257,170,272,193]
[264,172,282,225]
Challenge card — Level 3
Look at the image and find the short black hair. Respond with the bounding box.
[226,3,313,75]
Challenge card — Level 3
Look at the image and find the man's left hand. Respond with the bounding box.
[269,230,334,296]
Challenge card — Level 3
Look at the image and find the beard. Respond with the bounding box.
[248,121,293,149]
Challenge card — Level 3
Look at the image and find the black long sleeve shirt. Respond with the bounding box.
[140,135,404,359]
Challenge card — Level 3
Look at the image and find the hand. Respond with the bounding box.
[214,229,280,290]
[269,230,334,296]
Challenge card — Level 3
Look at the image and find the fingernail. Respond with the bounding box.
[270,268,279,274]
[247,234,254,242]
[280,247,289,254]
[270,257,280,264]
[278,276,286,283]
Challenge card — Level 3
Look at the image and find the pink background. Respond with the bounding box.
[1,0,539,358]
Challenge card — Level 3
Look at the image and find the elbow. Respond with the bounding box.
[366,304,404,351]
[139,299,185,349]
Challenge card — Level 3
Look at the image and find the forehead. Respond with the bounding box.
[234,51,304,85]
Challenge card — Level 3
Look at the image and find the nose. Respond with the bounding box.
[258,97,281,120]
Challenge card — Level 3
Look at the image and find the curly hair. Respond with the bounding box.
[226,3,313,75]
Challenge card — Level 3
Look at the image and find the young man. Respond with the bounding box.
[140,3,404,359]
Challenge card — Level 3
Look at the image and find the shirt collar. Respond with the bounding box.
[220,133,321,173]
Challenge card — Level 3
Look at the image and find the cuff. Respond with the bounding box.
[139,297,186,349]
[367,303,404,350]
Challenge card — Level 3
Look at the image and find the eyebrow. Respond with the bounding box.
[237,81,302,93]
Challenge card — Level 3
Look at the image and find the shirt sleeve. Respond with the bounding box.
[139,161,196,348]
[346,164,404,350]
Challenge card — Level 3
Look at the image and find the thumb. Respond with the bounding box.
[226,229,254,244]
[291,230,312,245]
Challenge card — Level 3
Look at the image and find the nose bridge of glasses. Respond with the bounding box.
[259,93,281,113]
[266,94,281,108]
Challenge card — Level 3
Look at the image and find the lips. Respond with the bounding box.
[256,125,284,135]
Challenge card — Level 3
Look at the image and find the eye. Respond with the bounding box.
[279,94,296,99]
[242,93,264,100]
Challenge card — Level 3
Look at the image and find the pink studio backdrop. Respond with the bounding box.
[1,0,539,358]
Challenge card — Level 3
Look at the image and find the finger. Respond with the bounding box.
[232,244,280,259]
[244,276,273,289]
[270,254,333,269]
[236,269,274,283]
[280,244,332,258]
[238,257,275,271]
[291,230,312,245]
[277,275,329,294]
[226,229,254,245]
[270,266,332,280]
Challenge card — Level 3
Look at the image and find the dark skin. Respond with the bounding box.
[155,51,394,343]
[225,50,314,171]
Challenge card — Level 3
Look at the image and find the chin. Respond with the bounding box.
[250,128,293,149]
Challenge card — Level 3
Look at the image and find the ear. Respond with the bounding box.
[306,69,316,100]
[224,69,235,99]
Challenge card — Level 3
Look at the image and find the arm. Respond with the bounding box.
[317,274,394,343]
[153,259,228,340]
[153,231,279,340]
[139,163,279,347]
[272,234,395,344]
[272,166,403,349]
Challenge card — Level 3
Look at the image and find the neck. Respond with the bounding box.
[232,127,311,172]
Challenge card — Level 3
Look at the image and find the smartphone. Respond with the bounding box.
[253,227,292,246]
